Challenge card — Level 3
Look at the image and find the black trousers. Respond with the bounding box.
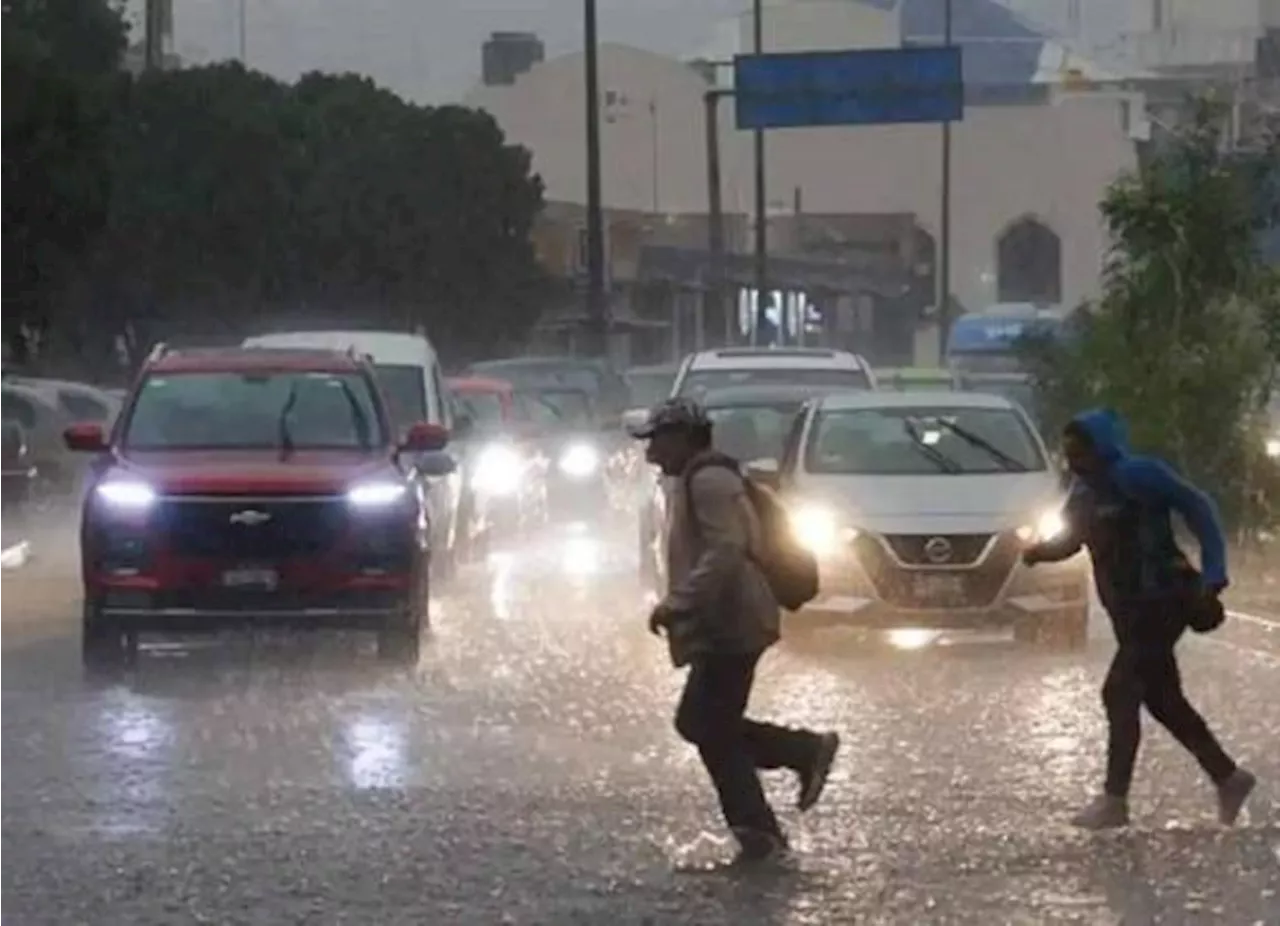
[1102,612,1236,797]
[674,650,820,836]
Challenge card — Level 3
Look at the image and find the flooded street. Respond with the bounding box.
[3,522,1279,925]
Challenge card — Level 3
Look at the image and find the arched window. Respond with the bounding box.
[996,217,1062,304]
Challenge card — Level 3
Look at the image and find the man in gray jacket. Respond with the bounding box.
[631,398,839,863]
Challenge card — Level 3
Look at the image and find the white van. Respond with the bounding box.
[242,330,462,575]
[242,330,451,433]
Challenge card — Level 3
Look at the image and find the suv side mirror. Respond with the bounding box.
[64,422,108,453]
[400,421,449,453]
[745,457,780,488]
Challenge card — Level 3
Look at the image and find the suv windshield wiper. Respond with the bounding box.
[336,380,372,449]
[933,419,1030,472]
[277,382,299,460]
[901,419,963,474]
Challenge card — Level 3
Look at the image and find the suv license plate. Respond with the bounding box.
[912,575,965,600]
[222,568,279,590]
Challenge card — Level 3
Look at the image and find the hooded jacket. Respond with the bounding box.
[1032,408,1228,616]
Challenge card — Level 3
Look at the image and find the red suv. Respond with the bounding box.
[64,344,453,670]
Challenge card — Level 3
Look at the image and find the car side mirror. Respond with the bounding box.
[400,421,449,453]
[0,422,25,461]
[414,450,457,477]
[745,457,780,488]
[621,407,649,435]
[64,422,108,453]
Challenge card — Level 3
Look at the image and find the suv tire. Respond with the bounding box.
[81,596,132,674]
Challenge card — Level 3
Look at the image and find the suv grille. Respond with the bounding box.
[882,533,992,566]
[157,497,348,558]
[853,531,1020,609]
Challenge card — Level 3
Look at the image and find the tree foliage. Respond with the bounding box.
[5,0,551,371]
[3,0,127,359]
[1025,99,1280,532]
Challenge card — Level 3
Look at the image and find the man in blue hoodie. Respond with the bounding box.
[1023,408,1256,829]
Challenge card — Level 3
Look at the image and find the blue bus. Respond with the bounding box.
[945,305,1068,375]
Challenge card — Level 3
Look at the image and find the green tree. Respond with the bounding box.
[1026,99,1280,532]
[3,0,126,361]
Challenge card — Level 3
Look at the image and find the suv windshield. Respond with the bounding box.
[123,371,386,450]
[680,367,870,398]
[517,389,593,429]
[373,363,426,429]
[455,391,506,428]
[805,407,1045,475]
[707,402,803,462]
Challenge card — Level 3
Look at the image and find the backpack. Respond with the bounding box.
[683,453,820,612]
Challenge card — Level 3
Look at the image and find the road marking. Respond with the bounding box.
[1226,609,1279,629]
[1,540,31,569]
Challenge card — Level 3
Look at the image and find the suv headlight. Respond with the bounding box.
[347,481,408,507]
[473,444,523,496]
[559,442,600,478]
[96,480,156,510]
[1017,508,1066,543]
[1266,437,1280,459]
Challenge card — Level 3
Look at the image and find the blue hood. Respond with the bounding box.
[1071,408,1130,463]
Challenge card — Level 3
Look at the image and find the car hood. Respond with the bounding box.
[795,471,1063,534]
[112,449,398,495]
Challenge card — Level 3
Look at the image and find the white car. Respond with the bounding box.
[671,347,877,399]
[748,390,1089,647]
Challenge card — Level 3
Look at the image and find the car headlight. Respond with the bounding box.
[1017,508,1066,543]
[789,503,839,555]
[1266,437,1280,459]
[347,481,408,507]
[472,444,523,496]
[558,442,600,478]
[96,480,156,509]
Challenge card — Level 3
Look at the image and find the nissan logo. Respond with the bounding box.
[923,536,953,564]
[229,509,272,526]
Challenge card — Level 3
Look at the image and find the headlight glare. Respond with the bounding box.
[789,504,838,554]
[558,442,600,478]
[1018,507,1066,543]
[97,480,156,509]
[1266,437,1280,459]
[472,444,523,496]
[347,482,408,507]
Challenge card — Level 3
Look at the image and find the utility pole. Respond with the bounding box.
[704,89,729,347]
[937,0,955,363]
[238,0,248,64]
[751,0,770,345]
[583,0,608,359]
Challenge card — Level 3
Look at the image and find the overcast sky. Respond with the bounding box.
[152,0,1170,104]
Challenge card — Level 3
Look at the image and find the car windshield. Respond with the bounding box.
[472,362,602,395]
[805,406,1045,475]
[455,391,506,428]
[679,367,870,398]
[372,363,426,429]
[707,402,803,462]
[517,389,593,429]
[123,371,386,450]
[627,370,676,408]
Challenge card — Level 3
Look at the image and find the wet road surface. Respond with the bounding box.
[3,523,1279,925]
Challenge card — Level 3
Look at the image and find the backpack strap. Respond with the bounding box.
[681,451,741,542]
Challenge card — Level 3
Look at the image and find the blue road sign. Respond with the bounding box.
[734,47,964,130]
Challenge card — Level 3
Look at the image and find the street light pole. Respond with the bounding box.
[937,0,954,363]
[751,0,770,345]
[704,90,728,346]
[238,0,248,63]
[583,0,608,359]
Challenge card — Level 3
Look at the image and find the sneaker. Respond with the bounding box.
[1216,768,1256,826]
[729,827,788,865]
[1069,794,1130,831]
[798,732,840,812]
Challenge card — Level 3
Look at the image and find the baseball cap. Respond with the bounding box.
[627,397,711,439]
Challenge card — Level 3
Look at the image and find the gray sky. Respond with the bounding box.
[168,0,745,103]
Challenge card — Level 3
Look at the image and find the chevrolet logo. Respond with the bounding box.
[228,509,272,526]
